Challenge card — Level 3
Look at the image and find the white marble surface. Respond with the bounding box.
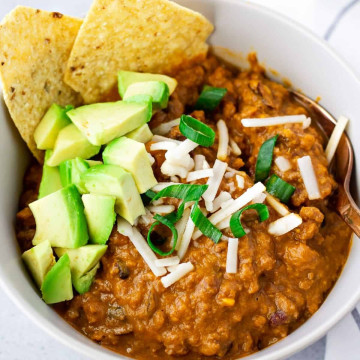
[1,0,359,359]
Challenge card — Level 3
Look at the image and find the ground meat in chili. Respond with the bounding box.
[16,53,352,359]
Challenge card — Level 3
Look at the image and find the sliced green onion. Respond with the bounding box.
[255,135,278,182]
[230,203,269,238]
[195,85,227,112]
[191,203,222,243]
[64,105,74,112]
[141,189,157,206]
[147,214,178,256]
[266,174,295,203]
[152,183,208,202]
[179,115,215,147]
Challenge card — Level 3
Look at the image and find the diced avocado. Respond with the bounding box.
[34,104,72,150]
[38,150,63,199]
[103,137,157,193]
[82,194,116,244]
[59,157,90,194]
[118,70,177,98]
[41,254,73,304]
[72,263,100,294]
[123,95,152,120]
[81,164,145,224]
[46,124,101,167]
[54,244,107,277]
[30,185,88,248]
[54,245,106,294]
[22,241,55,288]
[125,124,153,143]
[123,81,170,110]
[67,101,151,146]
[86,160,103,167]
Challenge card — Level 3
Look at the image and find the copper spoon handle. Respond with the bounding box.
[337,185,360,237]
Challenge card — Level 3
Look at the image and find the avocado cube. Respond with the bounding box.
[125,124,153,143]
[72,263,100,294]
[103,137,157,193]
[46,124,101,167]
[54,244,107,278]
[30,185,89,248]
[59,157,90,194]
[22,240,55,288]
[41,254,73,304]
[118,70,177,98]
[38,150,63,199]
[67,101,151,146]
[34,104,72,150]
[82,194,116,244]
[54,245,107,294]
[124,81,169,110]
[81,164,145,224]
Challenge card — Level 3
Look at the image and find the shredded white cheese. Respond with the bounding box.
[202,159,228,203]
[226,238,239,274]
[152,118,180,135]
[265,192,290,216]
[117,218,166,276]
[236,175,245,189]
[221,198,235,209]
[147,205,175,214]
[216,215,232,230]
[150,141,177,151]
[174,207,191,251]
[203,159,210,169]
[152,182,178,192]
[166,139,198,163]
[252,192,267,203]
[268,213,302,236]
[194,154,206,171]
[230,138,242,156]
[186,169,214,182]
[155,256,180,267]
[228,182,236,193]
[217,120,229,161]
[325,115,349,164]
[224,171,235,179]
[167,264,180,273]
[275,156,291,172]
[170,176,180,183]
[297,155,321,200]
[161,160,189,179]
[205,200,214,212]
[207,182,266,225]
[147,153,155,165]
[212,191,232,212]
[152,135,181,144]
[177,212,195,259]
[161,262,194,288]
[241,115,311,128]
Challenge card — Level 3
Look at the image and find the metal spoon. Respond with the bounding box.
[291,91,360,237]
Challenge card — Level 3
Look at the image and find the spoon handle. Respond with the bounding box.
[337,185,360,238]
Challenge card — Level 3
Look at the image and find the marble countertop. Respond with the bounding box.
[1,0,359,359]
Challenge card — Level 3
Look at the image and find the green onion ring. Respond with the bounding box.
[255,135,278,182]
[194,85,227,112]
[191,203,222,243]
[266,174,295,203]
[179,115,215,147]
[230,203,270,238]
[147,214,178,256]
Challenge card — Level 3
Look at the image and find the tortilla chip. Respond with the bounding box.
[0,6,83,162]
[64,0,214,103]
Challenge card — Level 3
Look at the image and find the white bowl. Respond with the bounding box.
[1,0,360,359]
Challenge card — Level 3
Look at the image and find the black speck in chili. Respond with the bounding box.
[117,260,130,279]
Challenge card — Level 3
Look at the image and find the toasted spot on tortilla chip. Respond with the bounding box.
[0,6,83,162]
[64,0,213,104]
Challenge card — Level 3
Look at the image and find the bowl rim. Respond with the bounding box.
[1,0,360,359]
